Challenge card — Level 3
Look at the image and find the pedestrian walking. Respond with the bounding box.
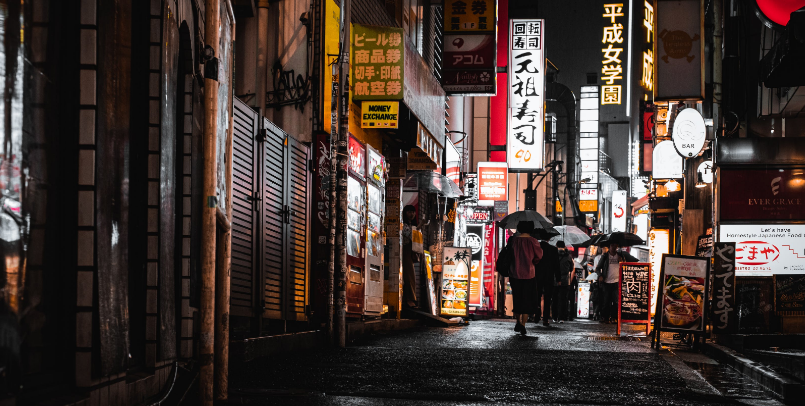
[595,241,638,323]
[534,233,560,327]
[507,221,543,335]
[552,241,575,323]
[401,205,420,308]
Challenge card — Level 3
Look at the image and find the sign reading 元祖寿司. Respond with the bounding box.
[507,19,545,171]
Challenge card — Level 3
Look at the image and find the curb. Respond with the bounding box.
[347,318,423,343]
[703,342,805,404]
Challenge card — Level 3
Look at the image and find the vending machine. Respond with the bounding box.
[364,144,386,316]
[346,136,367,316]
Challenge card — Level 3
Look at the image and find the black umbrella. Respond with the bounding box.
[598,232,644,247]
[497,210,558,240]
[577,233,606,248]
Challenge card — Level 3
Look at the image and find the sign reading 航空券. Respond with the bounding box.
[352,24,404,101]
[507,19,545,171]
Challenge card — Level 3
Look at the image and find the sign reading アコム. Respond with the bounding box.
[352,24,404,101]
[507,19,545,171]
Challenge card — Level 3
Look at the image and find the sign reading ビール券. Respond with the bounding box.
[507,19,545,171]
[352,24,404,101]
[361,101,399,128]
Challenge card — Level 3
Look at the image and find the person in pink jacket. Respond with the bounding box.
[508,221,544,335]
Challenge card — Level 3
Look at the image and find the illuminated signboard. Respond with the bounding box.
[611,190,627,232]
[652,140,682,179]
[580,188,599,201]
[601,3,625,105]
[648,228,669,316]
[442,0,497,95]
[507,19,545,171]
[477,162,508,206]
[361,101,399,128]
[641,1,655,92]
[579,200,599,213]
[719,224,805,276]
[579,85,599,209]
[352,24,404,101]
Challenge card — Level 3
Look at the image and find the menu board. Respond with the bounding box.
[441,247,471,316]
[619,263,651,322]
[577,282,591,318]
[774,274,805,314]
[657,255,710,333]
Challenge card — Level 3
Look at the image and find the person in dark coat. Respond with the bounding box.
[534,235,560,327]
[553,241,575,323]
[401,205,419,308]
[595,242,639,323]
[508,221,543,335]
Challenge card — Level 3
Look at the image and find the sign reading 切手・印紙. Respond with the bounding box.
[352,24,404,101]
[507,19,545,171]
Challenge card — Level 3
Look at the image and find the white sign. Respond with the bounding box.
[672,108,706,158]
[652,140,683,179]
[467,233,483,254]
[507,19,545,171]
[580,188,599,201]
[577,282,591,318]
[648,229,669,316]
[719,224,805,276]
[611,190,627,232]
[697,160,713,184]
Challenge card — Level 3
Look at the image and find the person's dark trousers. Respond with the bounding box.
[553,286,570,321]
[536,281,554,322]
[602,282,619,320]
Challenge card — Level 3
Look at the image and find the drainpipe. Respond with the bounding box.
[256,1,270,111]
[200,0,221,404]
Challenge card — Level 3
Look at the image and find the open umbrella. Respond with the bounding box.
[577,233,606,248]
[403,171,462,198]
[547,225,591,246]
[597,232,644,247]
[497,210,557,237]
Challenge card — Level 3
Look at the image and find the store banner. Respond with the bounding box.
[507,19,545,171]
[442,247,472,316]
[361,101,399,128]
[720,169,805,221]
[483,223,495,307]
[611,190,627,232]
[719,224,805,276]
[352,24,404,101]
[655,0,704,100]
[712,243,737,333]
[477,162,508,205]
[442,0,497,95]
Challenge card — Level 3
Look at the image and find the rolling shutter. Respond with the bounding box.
[285,137,310,320]
[262,119,286,319]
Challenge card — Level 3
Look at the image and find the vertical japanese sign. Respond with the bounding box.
[641,0,656,93]
[579,86,599,210]
[507,19,545,171]
[648,228,669,316]
[443,0,497,95]
[477,162,508,206]
[601,3,625,105]
[611,190,627,232]
[712,243,737,333]
[352,24,404,101]
[482,223,495,308]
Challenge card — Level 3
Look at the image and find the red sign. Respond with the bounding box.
[444,34,496,69]
[720,169,805,221]
[755,0,805,26]
[348,136,366,178]
[477,162,508,203]
[735,241,780,266]
[642,109,654,141]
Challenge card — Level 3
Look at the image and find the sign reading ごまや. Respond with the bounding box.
[507,19,545,171]
[719,224,805,276]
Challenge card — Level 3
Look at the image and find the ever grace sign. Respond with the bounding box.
[712,242,737,333]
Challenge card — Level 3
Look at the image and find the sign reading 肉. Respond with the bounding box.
[352,24,404,101]
[773,274,805,314]
[361,101,399,128]
[441,247,472,316]
[657,254,710,333]
[712,243,737,333]
[619,263,651,321]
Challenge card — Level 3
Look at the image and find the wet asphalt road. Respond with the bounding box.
[228,319,782,405]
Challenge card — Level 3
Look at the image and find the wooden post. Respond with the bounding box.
[200,0,221,403]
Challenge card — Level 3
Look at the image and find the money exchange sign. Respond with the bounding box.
[507,19,545,171]
[352,24,404,101]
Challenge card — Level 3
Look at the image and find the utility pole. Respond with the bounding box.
[200,0,221,403]
[329,0,351,348]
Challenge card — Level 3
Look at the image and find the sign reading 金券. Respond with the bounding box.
[352,24,404,101]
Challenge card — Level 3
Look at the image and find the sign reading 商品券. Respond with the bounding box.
[361,101,399,128]
[352,24,404,101]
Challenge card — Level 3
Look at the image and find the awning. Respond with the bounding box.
[631,194,649,216]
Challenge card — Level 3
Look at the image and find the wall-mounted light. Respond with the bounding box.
[695,172,707,188]
[666,179,681,192]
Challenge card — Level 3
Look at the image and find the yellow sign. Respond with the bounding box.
[601,3,625,105]
[555,199,563,213]
[579,200,598,213]
[641,0,655,92]
[444,0,496,32]
[352,24,404,101]
[361,101,399,128]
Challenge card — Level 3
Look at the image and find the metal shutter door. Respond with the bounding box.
[230,99,258,316]
[286,137,310,320]
[262,120,285,319]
